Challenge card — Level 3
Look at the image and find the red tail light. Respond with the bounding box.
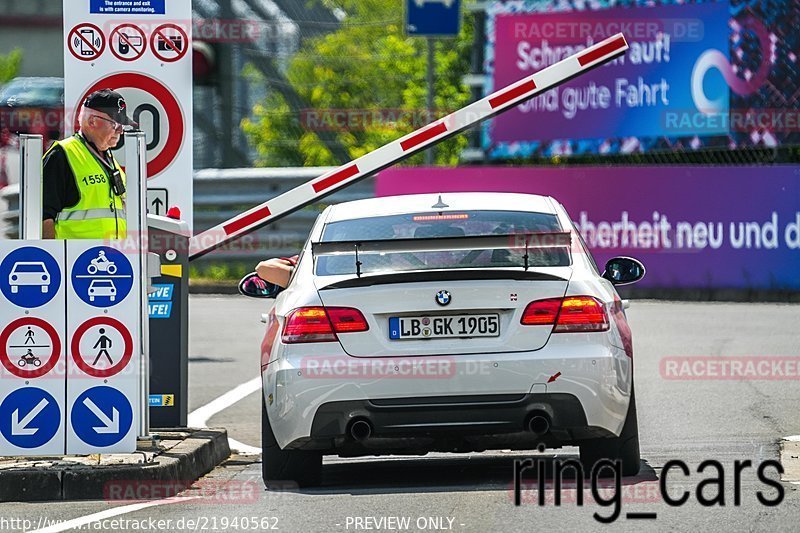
[520,298,562,325]
[521,296,609,332]
[282,307,369,344]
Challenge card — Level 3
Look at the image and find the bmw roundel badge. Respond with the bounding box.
[435,290,451,306]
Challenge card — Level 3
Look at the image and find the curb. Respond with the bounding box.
[0,428,231,502]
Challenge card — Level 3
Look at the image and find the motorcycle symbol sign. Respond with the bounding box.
[71,247,133,307]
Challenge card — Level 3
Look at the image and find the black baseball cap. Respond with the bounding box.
[83,89,138,127]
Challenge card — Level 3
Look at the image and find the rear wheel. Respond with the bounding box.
[579,388,641,477]
[261,395,322,488]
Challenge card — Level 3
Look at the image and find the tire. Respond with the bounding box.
[88,265,97,275]
[580,387,641,477]
[18,359,25,367]
[107,264,117,274]
[261,395,322,488]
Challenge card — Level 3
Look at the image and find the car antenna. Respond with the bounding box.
[523,240,529,271]
[354,243,362,278]
[431,195,449,210]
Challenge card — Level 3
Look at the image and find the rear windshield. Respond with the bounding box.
[316,210,569,276]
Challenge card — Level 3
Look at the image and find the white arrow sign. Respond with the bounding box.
[83,397,120,434]
[11,398,49,436]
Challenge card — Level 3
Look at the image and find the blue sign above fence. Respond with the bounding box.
[90,0,165,15]
[406,0,461,37]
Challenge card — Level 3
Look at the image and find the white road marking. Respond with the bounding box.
[27,379,265,532]
[187,377,263,455]
[27,496,199,533]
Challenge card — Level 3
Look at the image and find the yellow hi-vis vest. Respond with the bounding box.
[48,136,127,239]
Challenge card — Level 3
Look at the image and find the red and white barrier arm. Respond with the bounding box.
[188,33,628,260]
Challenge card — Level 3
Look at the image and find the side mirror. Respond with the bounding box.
[602,257,645,285]
[238,272,281,299]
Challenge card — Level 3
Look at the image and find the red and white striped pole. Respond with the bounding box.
[189,33,628,260]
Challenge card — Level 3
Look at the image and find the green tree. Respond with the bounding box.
[0,48,22,84]
[242,0,473,167]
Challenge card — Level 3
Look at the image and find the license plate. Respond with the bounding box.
[389,314,500,340]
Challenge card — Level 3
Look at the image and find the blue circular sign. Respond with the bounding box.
[0,387,60,449]
[71,386,133,448]
[71,247,133,307]
[0,247,61,308]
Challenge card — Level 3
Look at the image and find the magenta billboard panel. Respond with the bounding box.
[376,166,800,290]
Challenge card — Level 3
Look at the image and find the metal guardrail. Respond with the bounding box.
[1,167,376,261]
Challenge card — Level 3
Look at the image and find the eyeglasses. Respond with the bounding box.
[92,115,124,132]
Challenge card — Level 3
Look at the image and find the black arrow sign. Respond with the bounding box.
[151,197,164,215]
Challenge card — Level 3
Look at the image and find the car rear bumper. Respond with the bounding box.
[263,334,632,451]
[293,393,620,454]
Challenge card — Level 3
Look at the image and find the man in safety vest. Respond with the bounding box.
[42,89,137,239]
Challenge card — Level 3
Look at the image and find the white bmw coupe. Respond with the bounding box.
[239,192,645,487]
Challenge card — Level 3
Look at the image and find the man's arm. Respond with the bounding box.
[42,144,76,239]
[255,256,298,288]
[42,220,55,239]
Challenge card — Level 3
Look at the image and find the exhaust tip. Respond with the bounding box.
[349,418,373,441]
[527,413,551,435]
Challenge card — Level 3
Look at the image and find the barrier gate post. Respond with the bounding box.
[18,134,43,239]
[146,214,190,428]
[123,131,151,439]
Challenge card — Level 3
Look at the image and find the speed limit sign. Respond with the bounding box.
[75,73,184,179]
[63,2,193,229]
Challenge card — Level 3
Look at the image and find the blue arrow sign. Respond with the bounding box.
[406,0,461,37]
[71,386,133,447]
[0,246,62,308]
[71,246,134,308]
[0,388,60,449]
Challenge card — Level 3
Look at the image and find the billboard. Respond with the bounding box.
[483,0,800,158]
[375,165,800,291]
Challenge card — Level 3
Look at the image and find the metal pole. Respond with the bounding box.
[18,134,43,239]
[425,37,435,166]
[219,0,236,167]
[125,131,150,438]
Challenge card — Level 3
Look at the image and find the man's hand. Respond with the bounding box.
[256,258,294,288]
[43,219,56,239]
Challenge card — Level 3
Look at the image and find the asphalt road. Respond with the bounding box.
[3,296,800,532]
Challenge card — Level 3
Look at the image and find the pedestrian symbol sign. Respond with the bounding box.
[0,317,62,379]
[71,317,133,378]
[0,388,61,449]
[71,246,133,307]
[70,386,133,448]
[0,246,62,308]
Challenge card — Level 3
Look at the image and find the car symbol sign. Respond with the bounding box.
[435,290,451,306]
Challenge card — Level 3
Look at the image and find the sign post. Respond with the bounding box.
[62,0,193,230]
[405,0,462,165]
[18,135,43,240]
[65,132,146,454]
[0,242,67,456]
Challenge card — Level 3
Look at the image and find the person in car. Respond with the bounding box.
[255,256,298,289]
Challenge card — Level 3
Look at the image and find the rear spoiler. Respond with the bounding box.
[312,232,571,256]
[311,232,572,276]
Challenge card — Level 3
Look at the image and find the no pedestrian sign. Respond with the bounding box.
[0,318,62,379]
[71,317,133,378]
